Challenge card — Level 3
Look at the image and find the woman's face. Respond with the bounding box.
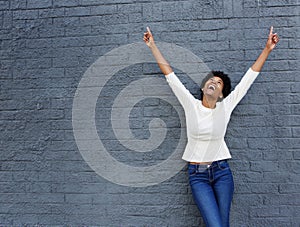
[202,76,224,100]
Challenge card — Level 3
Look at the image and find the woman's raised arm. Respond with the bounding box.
[251,26,279,72]
[143,27,173,76]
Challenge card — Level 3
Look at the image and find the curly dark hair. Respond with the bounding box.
[200,71,232,101]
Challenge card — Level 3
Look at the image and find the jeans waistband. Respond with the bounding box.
[189,159,227,168]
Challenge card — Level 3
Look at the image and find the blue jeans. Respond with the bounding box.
[188,160,234,227]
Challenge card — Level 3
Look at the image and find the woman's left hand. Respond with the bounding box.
[251,26,280,72]
[266,26,279,51]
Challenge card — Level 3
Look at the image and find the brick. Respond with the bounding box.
[259,5,299,17]
[280,205,300,217]
[250,206,280,217]
[202,0,224,19]
[237,183,279,194]
[81,0,133,5]
[10,0,26,9]
[65,7,91,17]
[276,138,300,149]
[91,5,117,15]
[27,0,52,9]
[248,138,277,150]
[142,3,163,22]
[38,26,65,39]
[250,217,292,227]
[0,1,9,10]
[38,8,65,18]
[161,1,184,21]
[223,0,233,18]
[250,161,279,172]
[13,10,39,20]
[53,0,79,7]
[264,149,294,161]
[279,183,300,193]
[232,0,243,17]
[117,3,141,14]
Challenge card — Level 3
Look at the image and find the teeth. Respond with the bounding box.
[208,85,215,90]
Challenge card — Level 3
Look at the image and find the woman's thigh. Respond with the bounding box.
[213,161,235,227]
[188,164,223,227]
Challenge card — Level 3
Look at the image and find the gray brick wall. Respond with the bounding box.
[0,0,299,226]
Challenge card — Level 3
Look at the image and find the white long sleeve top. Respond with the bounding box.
[166,68,260,162]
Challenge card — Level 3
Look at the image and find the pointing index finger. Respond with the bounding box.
[147,26,152,35]
[269,26,273,36]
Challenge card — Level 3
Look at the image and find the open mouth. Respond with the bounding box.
[208,84,216,91]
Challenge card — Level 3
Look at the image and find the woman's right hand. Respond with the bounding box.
[143,27,173,75]
[265,26,279,52]
[143,27,155,48]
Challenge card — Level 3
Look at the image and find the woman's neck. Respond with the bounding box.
[202,96,217,109]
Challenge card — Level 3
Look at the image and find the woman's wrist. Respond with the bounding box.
[263,46,272,55]
[148,41,156,50]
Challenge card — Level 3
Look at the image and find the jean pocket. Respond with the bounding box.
[188,166,197,176]
[218,160,229,170]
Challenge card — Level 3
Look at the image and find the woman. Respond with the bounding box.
[143,26,279,227]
